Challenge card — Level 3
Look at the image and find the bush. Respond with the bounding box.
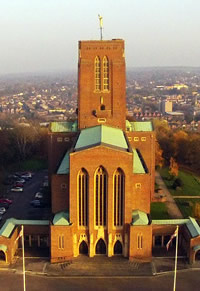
[172,178,183,189]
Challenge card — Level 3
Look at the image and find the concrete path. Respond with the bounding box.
[173,196,200,199]
[155,171,183,219]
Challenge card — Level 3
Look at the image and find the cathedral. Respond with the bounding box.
[48,39,155,262]
[1,38,200,265]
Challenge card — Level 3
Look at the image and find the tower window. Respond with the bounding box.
[58,235,64,249]
[113,168,124,226]
[95,166,107,226]
[103,56,109,91]
[95,56,101,91]
[78,168,88,227]
[137,233,143,249]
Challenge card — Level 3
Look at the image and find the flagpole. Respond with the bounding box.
[173,225,179,291]
[22,225,26,291]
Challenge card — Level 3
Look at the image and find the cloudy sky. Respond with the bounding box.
[0,0,200,74]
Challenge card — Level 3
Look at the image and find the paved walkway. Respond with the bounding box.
[1,256,197,278]
[173,196,200,199]
[155,171,183,219]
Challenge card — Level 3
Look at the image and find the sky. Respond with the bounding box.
[0,0,200,75]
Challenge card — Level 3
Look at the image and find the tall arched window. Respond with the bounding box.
[78,168,88,226]
[113,168,124,226]
[95,56,101,91]
[95,166,107,226]
[103,56,109,91]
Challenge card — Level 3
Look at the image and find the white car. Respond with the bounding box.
[0,207,6,214]
[21,172,32,179]
[35,192,43,199]
[16,179,26,184]
[11,187,23,192]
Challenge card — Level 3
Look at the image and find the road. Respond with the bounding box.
[0,270,199,291]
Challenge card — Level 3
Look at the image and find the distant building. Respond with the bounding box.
[160,100,172,114]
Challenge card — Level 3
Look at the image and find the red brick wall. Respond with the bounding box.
[129,225,152,261]
[48,132,78,176]
[50,225,74,263]
[51,174,69,214]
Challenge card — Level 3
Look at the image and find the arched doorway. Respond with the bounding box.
[195,250,200,261]
[0,251,6,262]
[114,240,123,255]
[96,239,106,255]
[79,241,88,255]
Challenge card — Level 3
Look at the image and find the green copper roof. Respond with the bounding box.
[57,151,70,174]
[50,121,77,132]
[53,211,70,226]
[0,219,16,238]
[131,210,149,225]
[152,219,189,225]
[186,217,200,238]
[133,149,146,174]
[0,244,7,252]
[0,218,49,238]
[75,125,128,151]
[128,121,153,132]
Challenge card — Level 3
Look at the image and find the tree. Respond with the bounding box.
[155,141,164,168]
[12,124,40,160]
[169,157,179,178]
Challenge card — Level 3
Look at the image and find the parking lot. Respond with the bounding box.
[0,170,51,228]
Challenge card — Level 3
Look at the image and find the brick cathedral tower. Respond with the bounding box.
[78,40,126,130]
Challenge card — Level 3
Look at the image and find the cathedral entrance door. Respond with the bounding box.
[79,241,88,255]
[0,251,6,262]
[114,240,123,255]
[95,239,106,254]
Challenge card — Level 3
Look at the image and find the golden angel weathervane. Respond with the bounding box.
[98,14,103,40]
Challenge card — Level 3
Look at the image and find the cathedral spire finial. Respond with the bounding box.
[98,14,103,40]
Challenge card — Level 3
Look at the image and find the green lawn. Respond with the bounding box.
[159,167,200,197]
[150,202,170,219]
[159,167,200,218]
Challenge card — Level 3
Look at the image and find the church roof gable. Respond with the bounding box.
[75,125,128,151]
[131,210,149,225]
[53,211,70,226]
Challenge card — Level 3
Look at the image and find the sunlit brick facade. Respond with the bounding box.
[49,39,155,262]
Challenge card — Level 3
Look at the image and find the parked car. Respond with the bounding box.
[16,179,26,184]
[34,192,43,199]
[43,181,49,187]
[0,199,12,204]
[11,187,23,192]
[14,182,24,188]
[0,207,6,214]
[8,174,19,180]
[30,200,45,208]
[0,203,9,209]
[21,172,32,179]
